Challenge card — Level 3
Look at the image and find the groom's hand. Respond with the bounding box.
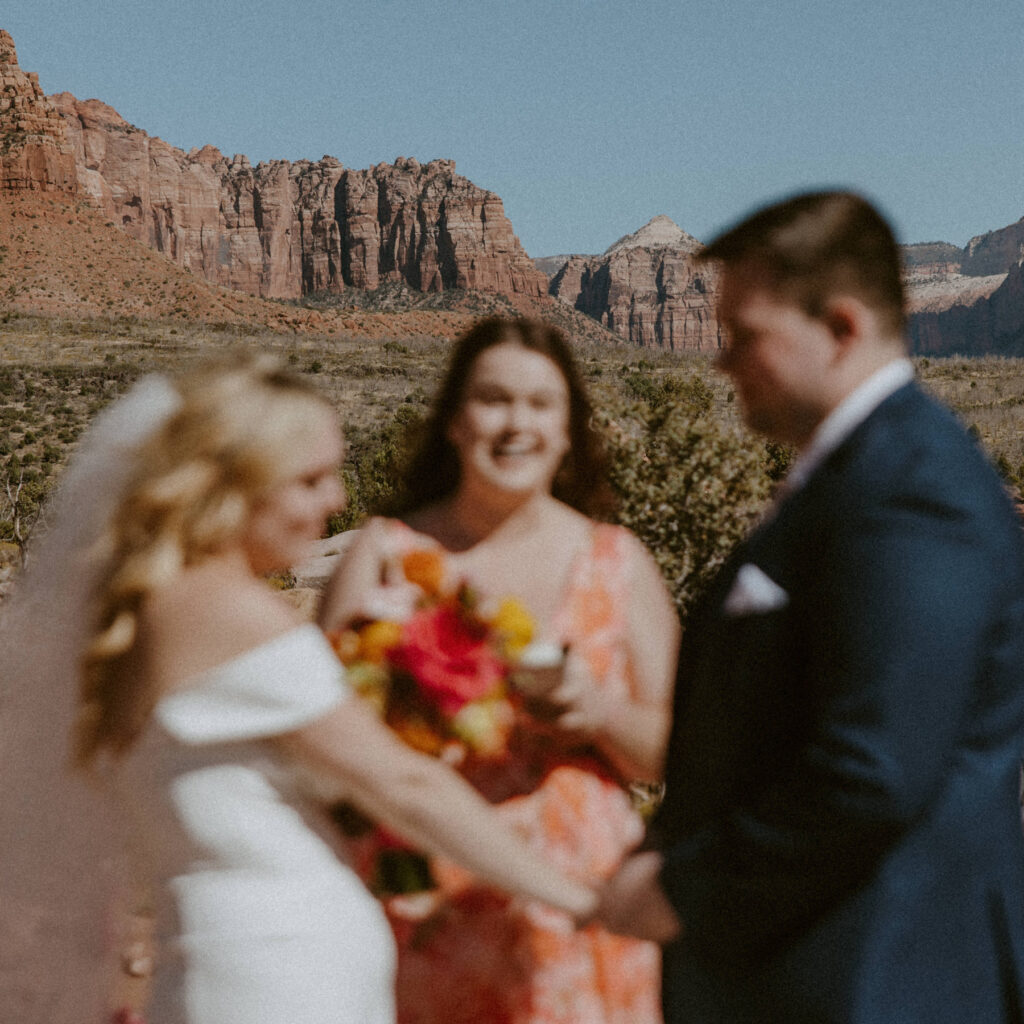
[598,851,682,944]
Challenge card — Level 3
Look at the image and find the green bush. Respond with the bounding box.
[329,405,425,534]
[601,395,771,617]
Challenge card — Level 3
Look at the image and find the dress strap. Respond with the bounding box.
[554,522,632,652]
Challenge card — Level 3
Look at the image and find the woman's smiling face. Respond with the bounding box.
[446,342,571,499]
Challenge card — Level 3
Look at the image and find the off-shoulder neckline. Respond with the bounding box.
[160,623,326,700]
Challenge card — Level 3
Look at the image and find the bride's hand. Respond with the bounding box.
[359,581,420,623]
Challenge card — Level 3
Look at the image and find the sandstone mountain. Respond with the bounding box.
[548,216,720,351]
[0,29,624,346]
[51,88,547,303]
[543,208,1024,357]
[52,87,548,303]
[1,29,546,310]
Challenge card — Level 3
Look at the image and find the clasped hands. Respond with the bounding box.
[582,850,683,944]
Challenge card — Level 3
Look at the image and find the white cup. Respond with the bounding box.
[511,641,566,698]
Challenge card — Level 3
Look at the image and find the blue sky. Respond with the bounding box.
[7,2,1024,257]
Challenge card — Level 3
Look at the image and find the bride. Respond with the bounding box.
[0,354,596,1024]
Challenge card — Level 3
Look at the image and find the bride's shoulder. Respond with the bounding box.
[139,562,304,693]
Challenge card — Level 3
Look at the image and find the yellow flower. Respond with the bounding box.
[358,620,403,664]
[346,662,390,715]
[490,597,535,657]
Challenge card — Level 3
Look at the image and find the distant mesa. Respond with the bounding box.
[548,216,720,351]
[533,254,576,279]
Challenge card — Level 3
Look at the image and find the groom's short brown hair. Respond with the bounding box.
[698,190,906,337]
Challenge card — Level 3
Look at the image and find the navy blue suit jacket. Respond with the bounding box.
[654,381,1024,1023]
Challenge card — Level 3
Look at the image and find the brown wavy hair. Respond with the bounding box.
[388,317,616,518]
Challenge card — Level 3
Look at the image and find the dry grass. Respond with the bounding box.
[918,355,1024,477]
[5,314,1023,510]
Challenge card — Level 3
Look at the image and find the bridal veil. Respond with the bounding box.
[0,375,180,1023]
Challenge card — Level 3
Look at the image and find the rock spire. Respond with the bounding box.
[0,29,77,192]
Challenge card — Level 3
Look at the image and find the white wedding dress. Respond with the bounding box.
[116,624,396,1024]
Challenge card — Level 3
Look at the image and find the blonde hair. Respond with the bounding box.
[75,354,335,768]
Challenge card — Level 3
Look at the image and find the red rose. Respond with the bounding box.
[391,603,506,714]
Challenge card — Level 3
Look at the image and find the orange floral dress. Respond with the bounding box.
[374,519,662,1024]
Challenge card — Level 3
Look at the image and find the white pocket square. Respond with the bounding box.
[722,563,790,617]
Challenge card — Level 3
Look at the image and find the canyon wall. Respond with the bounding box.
[909,260,1024,356]
[1,32,544,302]
[50,90,546,301]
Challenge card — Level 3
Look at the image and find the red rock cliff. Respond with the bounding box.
[47,90,546,302]
[0,31,77,192]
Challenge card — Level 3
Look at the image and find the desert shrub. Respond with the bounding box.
[0,463,48,551]
[601,394,772,618]
[619,369,715,417]
[328,405,425,534]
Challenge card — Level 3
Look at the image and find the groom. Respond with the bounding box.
[600,190,1024,1022]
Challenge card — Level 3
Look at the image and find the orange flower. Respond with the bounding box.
[401,549,445,596]
[391,714,445,756]
[329,628,362,664]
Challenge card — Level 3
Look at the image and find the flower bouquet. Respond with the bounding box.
[327,547,535,893]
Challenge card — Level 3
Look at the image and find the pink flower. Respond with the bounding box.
[391,603,506,715]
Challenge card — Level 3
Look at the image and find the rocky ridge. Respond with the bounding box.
[0,30,76,193]
[604,214,702,256]
[549,216,719,351]
[543,210,1024,356]
[48,90,547,304]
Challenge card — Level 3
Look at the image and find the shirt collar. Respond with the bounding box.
[785,358,915,493]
